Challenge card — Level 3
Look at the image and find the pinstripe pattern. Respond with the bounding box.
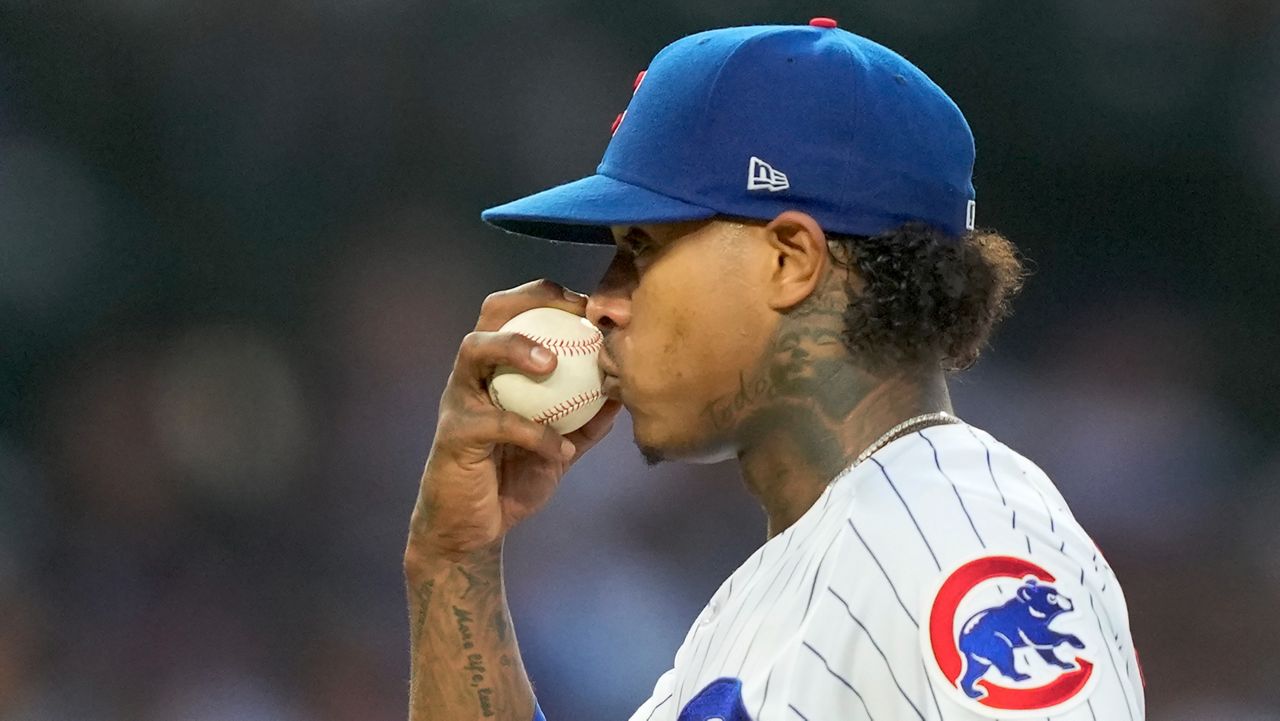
[870,457,942,571]
[921,430,987,548]
[803,641,876,720]
[758,666,775,720]
[827,587,926,720]
[921,659,946,721]
[848,518,918,626]
[1089,594,1136,721]
[643,694,671,721]
[625,425,1144,721]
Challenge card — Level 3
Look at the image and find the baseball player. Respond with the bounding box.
[404,19,1145,721]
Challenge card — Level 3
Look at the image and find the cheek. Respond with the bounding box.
[629,274,766,404]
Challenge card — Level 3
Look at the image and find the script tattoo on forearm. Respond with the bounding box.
[464,651,494,716]
[406,551,533,720]
[454,606,476,648]
[452,603,497,714]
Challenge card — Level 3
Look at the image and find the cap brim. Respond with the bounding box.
[481,173,718,245]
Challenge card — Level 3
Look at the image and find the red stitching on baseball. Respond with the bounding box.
[532,389,603,424]
[521,331,603,358]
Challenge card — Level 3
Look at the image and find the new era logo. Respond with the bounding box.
[747,156,789,192]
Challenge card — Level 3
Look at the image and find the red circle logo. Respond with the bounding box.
[924,555,1096,715]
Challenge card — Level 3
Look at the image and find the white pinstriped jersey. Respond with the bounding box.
[627,423,1145,721]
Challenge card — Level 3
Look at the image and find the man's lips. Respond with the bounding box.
[601,375,622,400]
[598,349,622,399]
[597,343,620,376]
[598,357,619,377]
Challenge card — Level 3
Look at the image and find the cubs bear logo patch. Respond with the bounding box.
[921,555,1098,717]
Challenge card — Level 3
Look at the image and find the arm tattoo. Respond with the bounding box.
[457,564,488,599]
[408,580,435,693]
[406,550,533,720]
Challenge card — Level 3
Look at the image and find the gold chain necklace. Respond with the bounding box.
[854,411,961,467]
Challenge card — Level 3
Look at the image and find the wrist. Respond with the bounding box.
[403,535,503,579]
[406,502,507,564]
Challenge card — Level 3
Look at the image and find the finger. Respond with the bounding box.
[447,409,574,464]
[562,399,624,461]
[475,279,589,332]
[452,330,558,395]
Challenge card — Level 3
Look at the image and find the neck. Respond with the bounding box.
[737,369,952,539]
[723,262,954,539]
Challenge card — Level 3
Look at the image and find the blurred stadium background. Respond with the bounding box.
[1,1,1278,719]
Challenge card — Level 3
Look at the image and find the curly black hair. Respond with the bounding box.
[828,222,1027,372]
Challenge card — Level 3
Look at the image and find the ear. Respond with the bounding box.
[1017,586,1032,602]
[762,211,829,311]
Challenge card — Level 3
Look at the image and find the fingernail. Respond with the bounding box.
[531,346,554,366]
[563,288,585,303]
[561,440,576,459]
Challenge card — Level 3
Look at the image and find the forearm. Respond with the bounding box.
[405,543,535,721]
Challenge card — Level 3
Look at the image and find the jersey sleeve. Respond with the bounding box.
[747,534,1111,721]
[747,428,1143,721]
[626,667,678,721]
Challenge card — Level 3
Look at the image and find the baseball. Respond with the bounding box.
[488,307,606,434]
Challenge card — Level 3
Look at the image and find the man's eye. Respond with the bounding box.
[624,240,654,259]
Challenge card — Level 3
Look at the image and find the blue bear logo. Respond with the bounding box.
[956,577,1087,698]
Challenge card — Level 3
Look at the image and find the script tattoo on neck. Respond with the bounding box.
[702,265,871,478]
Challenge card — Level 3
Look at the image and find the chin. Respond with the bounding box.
[631,414,737,466]
[637,444,667,467]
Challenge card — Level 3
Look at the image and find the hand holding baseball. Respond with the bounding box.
[488,306,607,434]
[408,279,622,563]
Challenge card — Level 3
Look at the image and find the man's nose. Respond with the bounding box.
[586,253,635,331]
[586,291,631,331]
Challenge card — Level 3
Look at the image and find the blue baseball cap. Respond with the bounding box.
[482,18,977,244]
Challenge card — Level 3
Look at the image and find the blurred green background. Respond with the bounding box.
[1,1,1277,719]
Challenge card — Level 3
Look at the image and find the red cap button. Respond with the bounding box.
[809,17,838,28]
